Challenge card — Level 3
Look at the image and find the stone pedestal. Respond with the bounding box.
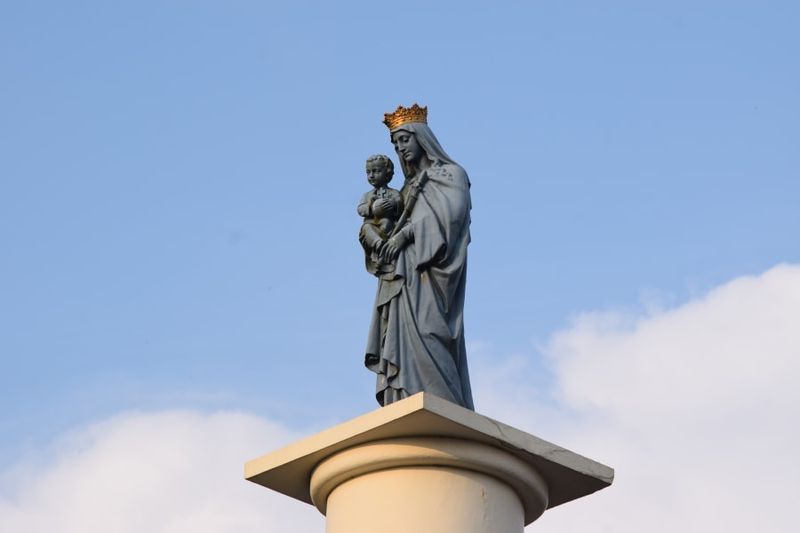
[245,393,613,533]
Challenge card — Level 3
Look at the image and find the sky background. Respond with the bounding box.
[1,1,798,532]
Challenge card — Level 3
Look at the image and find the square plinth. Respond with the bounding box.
[245,393,613,509]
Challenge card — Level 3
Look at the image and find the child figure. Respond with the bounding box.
[358,154,403,276]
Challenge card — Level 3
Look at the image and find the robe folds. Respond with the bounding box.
[365,162,474,410]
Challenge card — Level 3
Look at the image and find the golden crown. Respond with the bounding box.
[383,103,428,130]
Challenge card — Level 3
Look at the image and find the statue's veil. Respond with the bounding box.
[391,122,460,179]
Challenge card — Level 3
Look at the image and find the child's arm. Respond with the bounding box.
[357,191,373,217]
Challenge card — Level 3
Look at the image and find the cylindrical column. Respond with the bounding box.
[309,437,549,533]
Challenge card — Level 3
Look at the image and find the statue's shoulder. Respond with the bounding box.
[429,163,468,186]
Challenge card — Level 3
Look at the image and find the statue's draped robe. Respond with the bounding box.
[365,163,474,409]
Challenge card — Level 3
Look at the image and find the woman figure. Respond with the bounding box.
[365,104,474,410]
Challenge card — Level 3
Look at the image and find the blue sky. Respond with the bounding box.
[1,2,798,531]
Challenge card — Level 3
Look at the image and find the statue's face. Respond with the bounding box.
[391,130,423,165]
[366,160,391,187]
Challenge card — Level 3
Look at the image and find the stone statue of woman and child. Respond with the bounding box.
[358,104,474,410]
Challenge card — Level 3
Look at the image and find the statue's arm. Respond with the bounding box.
[397,223,413,243]
[381,224,413,262]
[357,191,372,217]
[381,191,414,261]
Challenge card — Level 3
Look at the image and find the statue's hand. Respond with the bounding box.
[381,232,408,262]
[372,198,392,218]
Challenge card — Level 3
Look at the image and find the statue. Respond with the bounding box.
[361,104,474,410]
[357,154,404,276]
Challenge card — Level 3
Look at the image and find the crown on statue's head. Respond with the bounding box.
[383,103,428,130]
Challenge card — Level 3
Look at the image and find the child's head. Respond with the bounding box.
[365,154,394,187]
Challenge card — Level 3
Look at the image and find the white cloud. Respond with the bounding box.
[3,264,797,533]
[0,411,322,533]
[476,264,800,532]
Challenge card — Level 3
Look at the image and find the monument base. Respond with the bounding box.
[245,393,613,533]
